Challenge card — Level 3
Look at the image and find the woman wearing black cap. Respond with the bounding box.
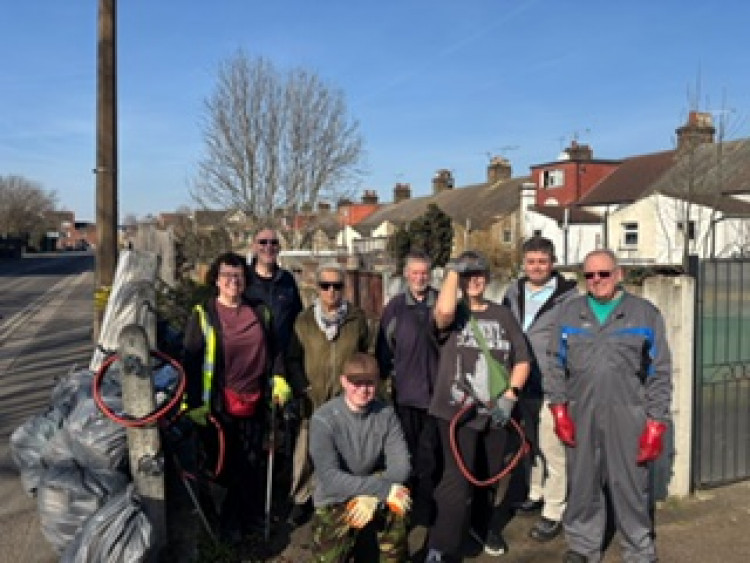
[425,250,531,562]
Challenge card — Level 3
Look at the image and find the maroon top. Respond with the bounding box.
[216,301,268,394]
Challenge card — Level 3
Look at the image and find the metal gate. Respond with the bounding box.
[691,256,750,488]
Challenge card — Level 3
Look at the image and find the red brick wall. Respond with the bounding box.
[532,161,618,206]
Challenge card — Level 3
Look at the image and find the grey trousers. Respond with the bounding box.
[564,408,657,563]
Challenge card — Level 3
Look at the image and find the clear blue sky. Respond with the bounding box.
[2,1,749,221]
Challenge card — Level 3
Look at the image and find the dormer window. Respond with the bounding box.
[542,169,565,188]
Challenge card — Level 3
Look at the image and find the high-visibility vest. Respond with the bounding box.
[185,302,272,409]
[194,304,216,406]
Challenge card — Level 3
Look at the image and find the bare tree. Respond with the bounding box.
[0,175,57,236]
[191,52,363,244]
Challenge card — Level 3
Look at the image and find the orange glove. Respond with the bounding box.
[637,419,668,463]
[550,403,576,447]
[386,484,411,516]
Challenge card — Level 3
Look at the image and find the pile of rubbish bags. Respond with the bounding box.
[9,363,178,559]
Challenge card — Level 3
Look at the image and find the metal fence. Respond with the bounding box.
[691,256,750,488]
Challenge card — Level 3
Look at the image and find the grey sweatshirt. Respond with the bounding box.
[309,395,411,507]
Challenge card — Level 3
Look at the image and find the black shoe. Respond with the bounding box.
[563,550,588,563]
[514,498,544,513]
[286,501,313,526]
[529,516,562,542]
[484,529,508,557]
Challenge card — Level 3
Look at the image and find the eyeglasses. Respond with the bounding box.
[583,270,613,280]
[218,272,244,280]
[318,281,344,291]
[256,238,280,246]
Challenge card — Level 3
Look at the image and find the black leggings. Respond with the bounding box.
[428,418,508,556]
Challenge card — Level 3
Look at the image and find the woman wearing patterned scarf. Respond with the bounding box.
[285,262,371,526]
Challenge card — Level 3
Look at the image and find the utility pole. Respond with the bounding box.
[94,0,118,337]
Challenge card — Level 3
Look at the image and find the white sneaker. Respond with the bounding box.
[425,548,444,562]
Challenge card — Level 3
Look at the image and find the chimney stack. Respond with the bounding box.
[393,183,411,203]
[564,140,593,161]
[361,189,379,205]
[432,169,454,194]
[337,197,352,209]
[318,201,331,213]
[676,111,716,152]
[487,156,512,183]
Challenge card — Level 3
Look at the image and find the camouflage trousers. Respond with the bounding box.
[311,502,408,562]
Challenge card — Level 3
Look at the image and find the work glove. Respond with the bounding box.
[550,403,576,447]
[445,258,469,274]
[386,484,412,516]
[446,253,487,275]
[184,404,210,427]
[445,257,478,275]
[344,495,379,529]
[271,375,292,406]
[637,419,668,464]
[489,395,516,427]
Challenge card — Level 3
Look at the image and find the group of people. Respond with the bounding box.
[181,227,673,563]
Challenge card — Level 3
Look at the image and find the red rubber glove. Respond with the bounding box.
[549,404,576,447]
[637,419,667,463]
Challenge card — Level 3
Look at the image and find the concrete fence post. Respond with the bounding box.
[643,275,695,498]
[119,323,166,556]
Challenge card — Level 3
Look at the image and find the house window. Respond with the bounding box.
[503,229,513,244]
[676,220,696,241]
[532,229,542,238]
[542,169,565,188]
[622,222,638,247]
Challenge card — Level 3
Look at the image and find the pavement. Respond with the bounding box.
[269,479,750,562]
[0,267,93,563]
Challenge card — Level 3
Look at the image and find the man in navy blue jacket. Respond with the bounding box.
[244,226,303,353]
[376,250,440,527]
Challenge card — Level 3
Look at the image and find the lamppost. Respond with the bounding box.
[94,0,118,338]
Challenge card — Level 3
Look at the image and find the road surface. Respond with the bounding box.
[0,253,94,563]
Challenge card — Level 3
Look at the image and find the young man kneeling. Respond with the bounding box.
[309,353,411,562]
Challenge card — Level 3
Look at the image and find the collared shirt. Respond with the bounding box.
[523,277,557,331]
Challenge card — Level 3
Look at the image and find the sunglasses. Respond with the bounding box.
[256,238,280,246]
[583,270,613,280]
[318,281,344,291]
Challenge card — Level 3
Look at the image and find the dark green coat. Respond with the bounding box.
[286,303,370,408]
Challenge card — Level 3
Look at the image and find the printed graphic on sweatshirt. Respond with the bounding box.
[450,318,510,408]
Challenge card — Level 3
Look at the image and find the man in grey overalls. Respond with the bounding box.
[545,249,672,563]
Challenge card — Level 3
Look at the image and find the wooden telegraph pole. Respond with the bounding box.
[94,0,118,338]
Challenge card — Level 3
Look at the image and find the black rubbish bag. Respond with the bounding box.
[9,407,66,496]
[49,369,95,418]
[65,394,128,471]
[36,460,129,554]
[60,484,155,563]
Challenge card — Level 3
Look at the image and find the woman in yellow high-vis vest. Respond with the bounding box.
[182,251,287,543]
